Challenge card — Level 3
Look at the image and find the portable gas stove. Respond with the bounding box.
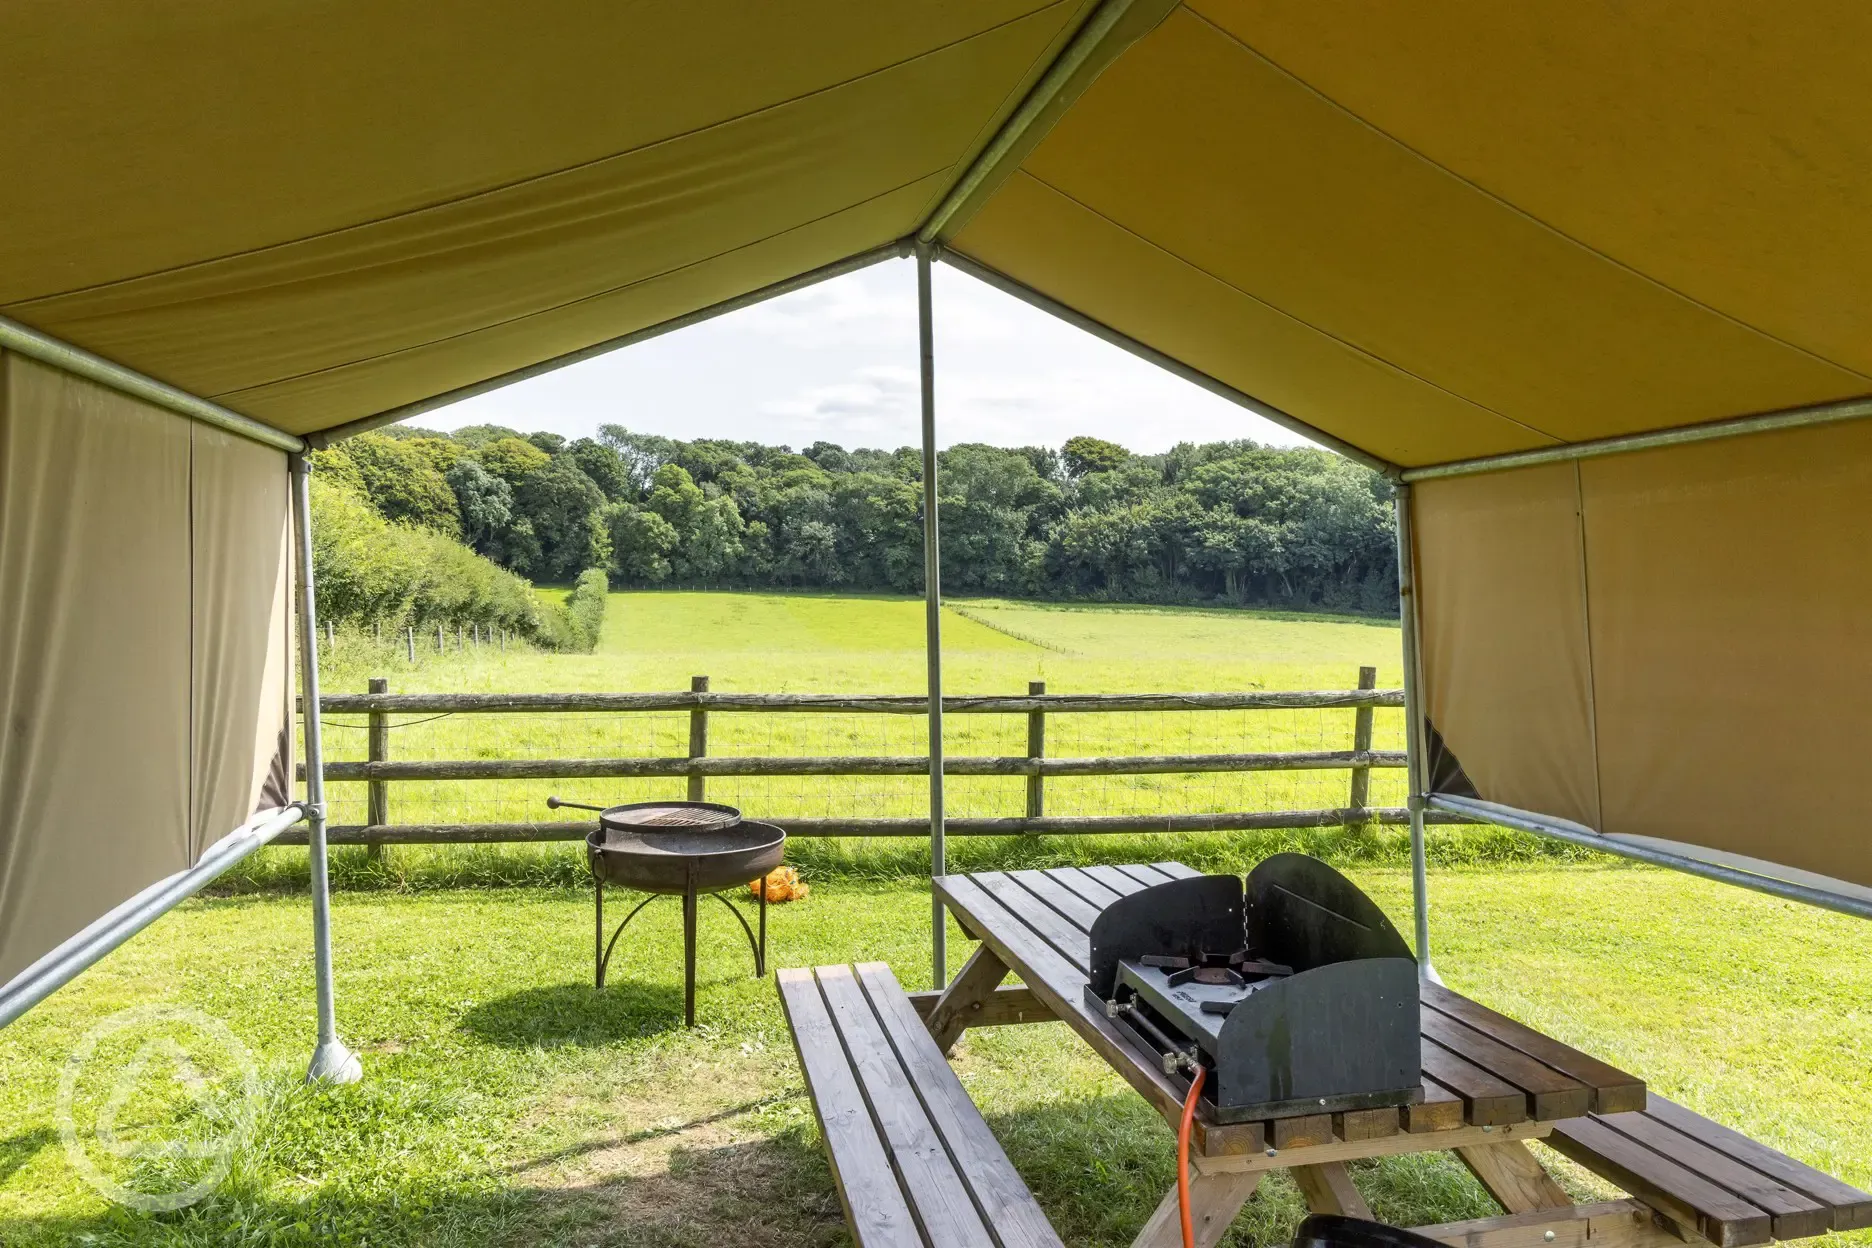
[1086,853,1421,1122]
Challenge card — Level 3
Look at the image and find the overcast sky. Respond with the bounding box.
[422,258,1315,455]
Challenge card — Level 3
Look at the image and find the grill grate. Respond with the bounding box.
[599,801,743,831]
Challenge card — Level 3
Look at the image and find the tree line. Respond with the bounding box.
[310,425,1400,614]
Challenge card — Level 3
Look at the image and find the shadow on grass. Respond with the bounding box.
[0,1126,55,1186]
[459,981,687,1047]
[0,1126,844,1248]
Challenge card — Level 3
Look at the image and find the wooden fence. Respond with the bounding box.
[281,668,1454,846]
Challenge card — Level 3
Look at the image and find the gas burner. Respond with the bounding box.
[1167,964,1246,988]
[1084,855,1423,1123]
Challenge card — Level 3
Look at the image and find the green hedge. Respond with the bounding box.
[311,478,602,649]
[536,568,608,653]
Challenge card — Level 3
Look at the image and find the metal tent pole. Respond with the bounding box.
[291,454,362,1084]
[1399,394,1872,483]
[936,249,1396,475]
[0,315,304,453]
[917,247,948,990]
[1429,794,1872,921]
[310,243,910,446]
[1394,484,1435,979]
[0,805,306,1030]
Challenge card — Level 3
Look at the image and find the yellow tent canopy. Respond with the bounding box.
[4,0,1870,1005]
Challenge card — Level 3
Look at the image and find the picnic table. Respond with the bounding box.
[778,861,1872,1248]
[918,862,1866,1248]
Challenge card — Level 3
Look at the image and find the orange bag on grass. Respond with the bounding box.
[751,865,809,902]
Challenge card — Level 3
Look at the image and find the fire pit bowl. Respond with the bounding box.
[584,821,786,895]
[548,798,786,1026]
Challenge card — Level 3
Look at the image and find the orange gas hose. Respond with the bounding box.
[1177,1063,1207,1248]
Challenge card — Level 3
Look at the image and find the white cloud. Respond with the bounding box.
[760,365,919,442]
[422,258,1316,455]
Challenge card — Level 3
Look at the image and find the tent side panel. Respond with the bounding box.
[0,352,192,985]
[1412,463,1600,828]
[1581,421,1872,889]
[190,427,292,861]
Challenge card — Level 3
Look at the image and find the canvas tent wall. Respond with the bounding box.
[0,349,295,987]
[3,0,1871,1005]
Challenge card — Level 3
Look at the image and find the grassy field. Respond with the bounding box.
[2,860,1866,1246]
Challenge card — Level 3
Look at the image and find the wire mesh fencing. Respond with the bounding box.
[303,670,1409,838]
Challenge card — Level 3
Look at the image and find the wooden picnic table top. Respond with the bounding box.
[932,861,1646,1165]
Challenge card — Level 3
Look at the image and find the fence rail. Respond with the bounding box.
[306,689,1405,715]
[286,669,1455,847]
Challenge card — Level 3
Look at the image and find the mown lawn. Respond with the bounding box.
[3,856,1867,1246]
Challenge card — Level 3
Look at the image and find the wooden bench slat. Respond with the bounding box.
[776,968,925,1248]
[1040,866,1125,911]
[1116,863,1177,888]
[815,965,993,1248]
[1421,1039,1529,1126]
[1153,861,1204,880]
[972,872,1091,972]
[853,963,1065,1248]
[1005,868,1102,933]
[1082,864,1151,896]
[1642,1096,1872,1232]
[1422,983,1645,1114]
[1420,1009,1592,1122]
[1549,1116,1774,1248]
[1591,1110,1832,1240]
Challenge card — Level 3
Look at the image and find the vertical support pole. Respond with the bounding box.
[289,454,362,1084]
[1394,484,1433,978]
[917,245,947,990]
[405,627,414,663]
[594,876,605,989]
[757,874,768,977]
[366,677,389,862]
[687,675,710,802]
[682,874,699,1028]
[1345,665,1376,830]
[1025,680,1046,819]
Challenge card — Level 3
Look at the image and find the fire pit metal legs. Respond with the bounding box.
[591,872,770,1025]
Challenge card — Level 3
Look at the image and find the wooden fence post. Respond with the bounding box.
[687,675,710,801]
[436,624,444,652]
[1345,665,1377,832]
[366,677,389,861]
[1026,680,1046,818]
[405,627,415,662]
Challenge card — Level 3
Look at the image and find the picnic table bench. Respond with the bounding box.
[777,862,1869,1247]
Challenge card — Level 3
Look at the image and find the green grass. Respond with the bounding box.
[3,861,1867,1246]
